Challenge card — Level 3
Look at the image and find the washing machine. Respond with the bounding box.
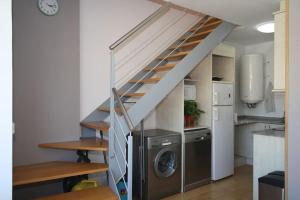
[133,129,181,200]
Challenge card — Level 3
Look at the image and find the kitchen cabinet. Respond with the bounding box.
[273,1,286,92]
[253,130,285,200]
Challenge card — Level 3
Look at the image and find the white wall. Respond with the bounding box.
[0,0,12,198]
[288,0,300,198]
[239,41,285,118]
[80,0,200,120]
[228,41,285,117]
[227,40,285,166]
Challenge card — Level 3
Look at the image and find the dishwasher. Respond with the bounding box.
[184,128,211,192]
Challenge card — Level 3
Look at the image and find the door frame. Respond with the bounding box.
[0,0,13,198]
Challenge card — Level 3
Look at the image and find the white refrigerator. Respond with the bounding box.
[212,82,234,180]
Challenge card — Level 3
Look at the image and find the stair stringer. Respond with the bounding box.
[127,22,236,127]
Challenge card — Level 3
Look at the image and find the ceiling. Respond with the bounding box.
[170,0,281,45]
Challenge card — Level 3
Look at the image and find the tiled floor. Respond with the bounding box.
[164,165,253,200]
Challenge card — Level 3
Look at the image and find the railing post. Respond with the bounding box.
[109,50,115,178]
[127,135,133,200]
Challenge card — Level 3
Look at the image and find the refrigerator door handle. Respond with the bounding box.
[213,92,218,105]
[213,107,219,120]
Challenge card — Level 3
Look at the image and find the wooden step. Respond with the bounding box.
[38,186,118,200]
[206,18,222,24]
[80,121,109,132]
[168,40,202,50]
[190,20,222,32]
[181,29,213,41]
[13,161,108,186]
[158,51,190,61]
[144,63,176,72]
[99,107,122,114]
[122,92,145,97]
[39,138,108,152]
[128,77,161,84]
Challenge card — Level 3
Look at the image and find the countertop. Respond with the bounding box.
[252,129,285,137]
[235,115,285,126]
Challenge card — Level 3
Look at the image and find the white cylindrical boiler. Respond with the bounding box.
[240,54,264,105]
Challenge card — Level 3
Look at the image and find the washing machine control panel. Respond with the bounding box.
[147,135,181,149]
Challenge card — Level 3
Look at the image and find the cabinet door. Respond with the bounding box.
[274,11,286,91]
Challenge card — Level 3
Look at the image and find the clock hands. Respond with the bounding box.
[46,3,56,8]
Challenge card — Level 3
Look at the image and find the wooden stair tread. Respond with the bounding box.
[144,63,176,72]
[37,186,118,200]
[190,20,222,32]
[80,121,110,132]
[99,107,122,113]
[158,51,190,60]
[206,18,222,24]
[181,29,213,40]
[123,92,145,97]
[39,138,108,152]
[38,186,117,200]
[128,77,161,84]
[13,161,108,186]
[169,40,202,50]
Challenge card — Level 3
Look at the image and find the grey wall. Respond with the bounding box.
[13,0,80,198]
[288,0,300,199]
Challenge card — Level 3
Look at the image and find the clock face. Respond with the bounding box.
[38,0,59,16]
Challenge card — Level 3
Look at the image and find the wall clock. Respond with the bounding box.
[38,0,59,16]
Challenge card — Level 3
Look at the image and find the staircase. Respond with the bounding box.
[13,3,235,200]
[92,11,234,199]
[13,137,116,200]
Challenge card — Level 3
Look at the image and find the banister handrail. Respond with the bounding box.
[112,87,134,131]
[109,2,170,50]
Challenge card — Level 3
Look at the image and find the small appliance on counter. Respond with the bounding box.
[184,84,196,100]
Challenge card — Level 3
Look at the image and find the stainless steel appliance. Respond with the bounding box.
[133,129,181,200]
[184,128,211,191]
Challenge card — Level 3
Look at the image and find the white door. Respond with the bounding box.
[212,83,233,106]
[212,106,234,180]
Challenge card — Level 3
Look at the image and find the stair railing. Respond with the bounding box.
[119,15,210,99]
[108,3,211,200]
[109,3,171,199]
[108,88,134,200]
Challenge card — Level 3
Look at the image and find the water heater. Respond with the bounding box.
[240,54,264,106]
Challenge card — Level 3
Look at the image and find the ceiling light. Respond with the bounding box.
[256,21,274,33]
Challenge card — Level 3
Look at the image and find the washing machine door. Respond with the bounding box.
[154,147,177,178]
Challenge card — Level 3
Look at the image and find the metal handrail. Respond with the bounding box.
[109,2,170,50]
[112,87,134,131]
[120,15,210,99]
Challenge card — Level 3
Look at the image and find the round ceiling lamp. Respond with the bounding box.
[256,21,275,33]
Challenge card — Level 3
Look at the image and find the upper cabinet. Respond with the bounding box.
[273,1,286,92]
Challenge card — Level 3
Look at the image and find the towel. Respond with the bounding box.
[265,82,276,113]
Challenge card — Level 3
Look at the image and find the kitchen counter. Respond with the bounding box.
[235,115,284,126]
[253,129,285,200]
[252,129,285,137]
